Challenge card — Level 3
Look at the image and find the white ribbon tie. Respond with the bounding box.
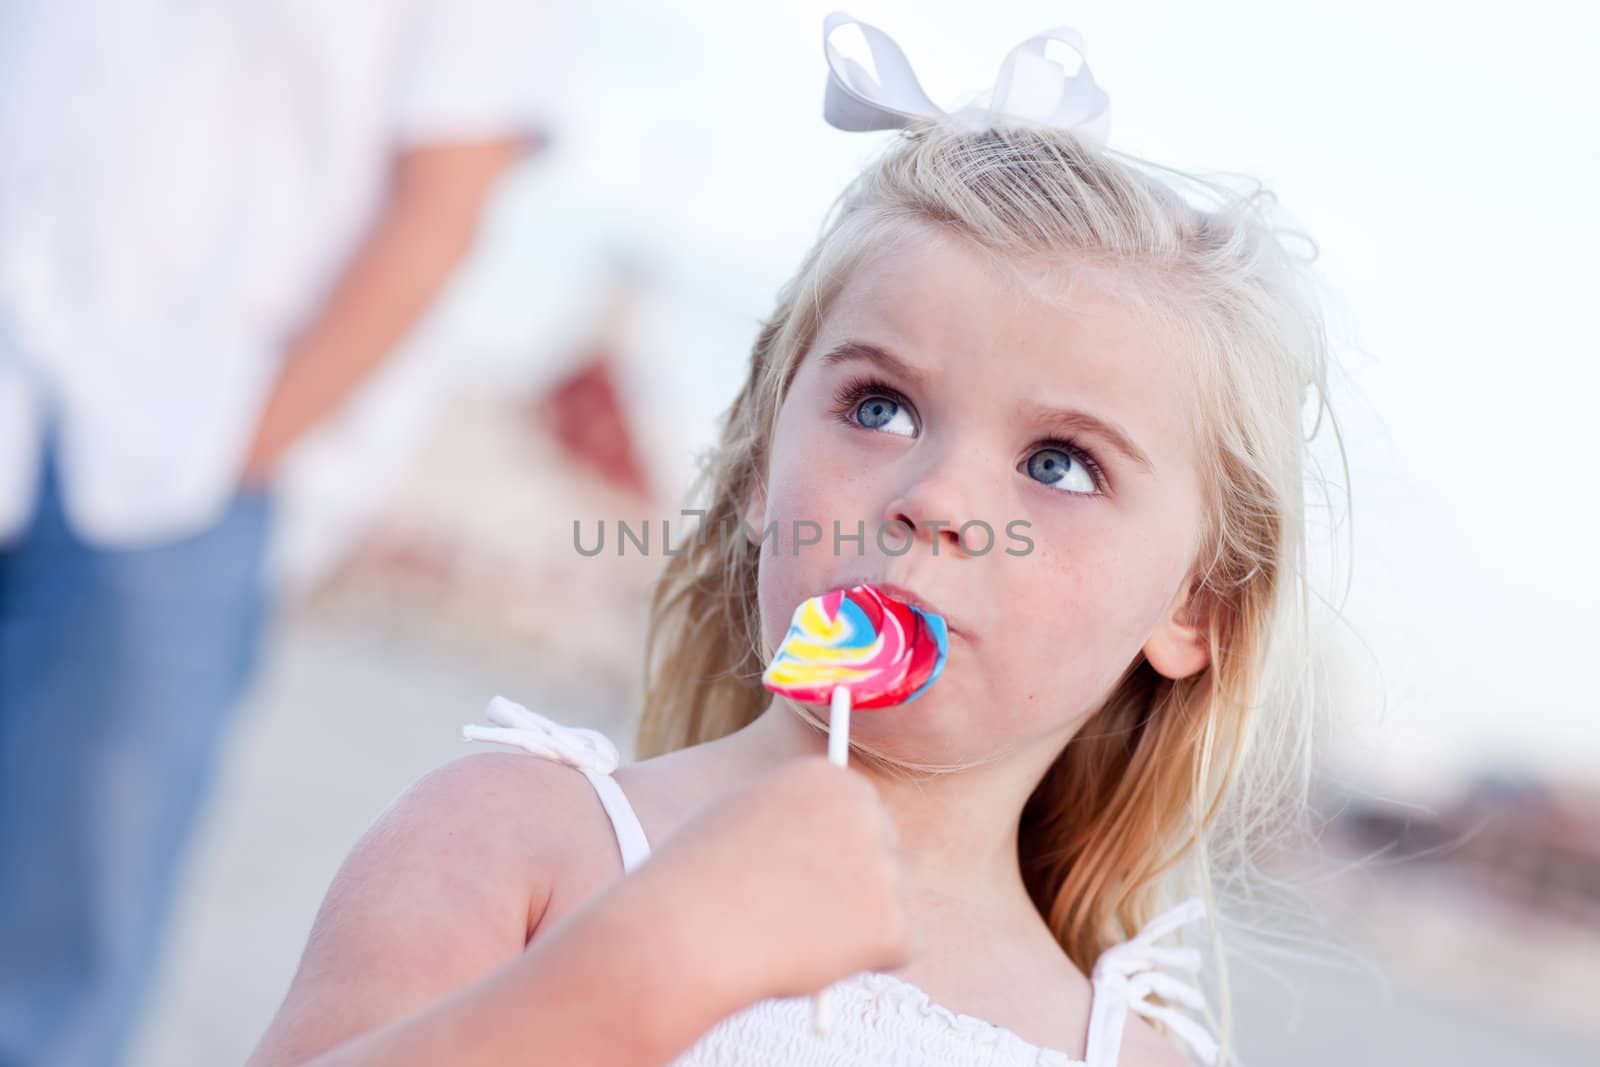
[1093,895,1221,1065]
[462,695,621,776]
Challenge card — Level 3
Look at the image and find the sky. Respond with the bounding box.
[397,0,1599,800]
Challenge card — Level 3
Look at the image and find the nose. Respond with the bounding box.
[881,453,983,560]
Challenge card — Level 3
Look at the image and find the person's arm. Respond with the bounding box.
[289,854,738,1067]
[244,752,747,1067]
[239,136,534,485]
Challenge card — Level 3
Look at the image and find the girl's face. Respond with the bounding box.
[748,223,1212,764]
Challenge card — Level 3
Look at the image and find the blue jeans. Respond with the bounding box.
[0,438,274,1067]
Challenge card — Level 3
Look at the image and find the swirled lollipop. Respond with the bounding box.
[763,583,947,713]
[761,582,949,1035]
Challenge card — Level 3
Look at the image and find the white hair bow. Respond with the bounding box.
[822,10,1112,145]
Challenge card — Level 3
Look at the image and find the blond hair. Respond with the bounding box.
[636,120,1348,1065]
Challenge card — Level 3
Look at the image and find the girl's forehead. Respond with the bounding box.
[825,225,1152,337]
[809,225,1199,465]
[823,228,1169,381]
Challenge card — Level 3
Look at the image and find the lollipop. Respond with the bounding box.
[761,582,949,1033]
[763,583,947,708]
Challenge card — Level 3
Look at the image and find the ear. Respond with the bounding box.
[1142,574,1212,681]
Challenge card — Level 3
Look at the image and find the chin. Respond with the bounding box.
[841,690,964,741]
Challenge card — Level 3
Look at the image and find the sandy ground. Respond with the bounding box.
[128,615,1597,1067]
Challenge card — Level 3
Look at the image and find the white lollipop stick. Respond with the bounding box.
[826,684,853,767]
[811,685,853,1036]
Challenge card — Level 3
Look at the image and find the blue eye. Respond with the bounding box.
[1026,445,1103,495]
[833,376,917,438]
[854,395,914,436]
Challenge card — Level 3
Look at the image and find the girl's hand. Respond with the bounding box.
[644,755,915,1006]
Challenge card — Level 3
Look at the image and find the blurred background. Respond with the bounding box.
[1,1,1595,1066]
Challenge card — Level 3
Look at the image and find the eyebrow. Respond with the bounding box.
[818,339,930,388]
[818,338,1155,475]
[1020,401,1155,474]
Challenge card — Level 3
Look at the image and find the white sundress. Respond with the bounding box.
[464,696,1221,1067]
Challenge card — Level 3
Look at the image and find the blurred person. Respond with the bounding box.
[0,3,563,1065]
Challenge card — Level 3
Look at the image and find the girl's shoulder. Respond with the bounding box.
[1118,1018,1200,1067]
[423,749,648,942]
[455,698,732,935]
[381,751,607,940]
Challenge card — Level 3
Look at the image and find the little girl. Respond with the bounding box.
[247,14,1339,1067]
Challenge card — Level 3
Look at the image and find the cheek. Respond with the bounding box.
[990,513,1184,713]
[763,393,865,516]
[754,415,871,650]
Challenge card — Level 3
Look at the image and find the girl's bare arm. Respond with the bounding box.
[244,753,743,1067]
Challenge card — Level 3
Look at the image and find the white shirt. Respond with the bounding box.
[0,0,564,547]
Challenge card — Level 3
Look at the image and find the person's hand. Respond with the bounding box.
[237,370,301,489]
[636,755,915,1006]
[237,449,275,490]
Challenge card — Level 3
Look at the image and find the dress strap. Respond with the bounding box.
[1083,896,1219,1067]
[461,696,653,873]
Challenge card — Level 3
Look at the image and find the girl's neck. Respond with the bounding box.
[708,699,1064,918]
